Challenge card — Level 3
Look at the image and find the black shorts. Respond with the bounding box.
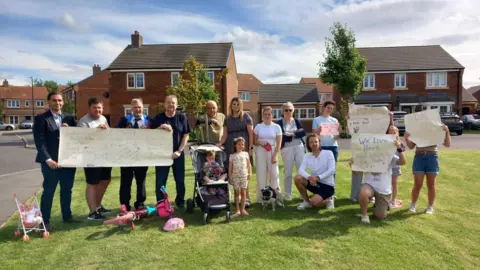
[84,167,112,185]
[306,182,335,199]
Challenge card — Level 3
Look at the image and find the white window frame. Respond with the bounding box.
[123,104,150,117]
[426,72,447,88]
[296,108,316,120]
[171,72,180,87]
[240,92,251,101]
[9,115,19,124]
[25,100,30,107]
[7,100,20,108]
[363,74,375,90]
[319,94,326,101]
[272,109,282,120]
[394,73,407,89]
[36,100,45,107]
[126,73,145,90]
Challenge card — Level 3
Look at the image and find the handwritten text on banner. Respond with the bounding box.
[320,123,340,136]
[58,127,173,167]
[348,104,390,134]
[351,133,397,173]
[405,109,444,147]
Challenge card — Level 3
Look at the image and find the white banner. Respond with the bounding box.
[58,127,174,167]
[348,104,390,134]
[405,109,444,147]
[351,133,397,173]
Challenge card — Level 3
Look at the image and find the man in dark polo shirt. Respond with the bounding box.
[150,95,191,210]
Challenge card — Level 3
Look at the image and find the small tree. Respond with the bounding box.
[33,78,43,87]
[43,80,58,93]
[319,22,367,137]
[166,56,227,115]
[62,98,75,115]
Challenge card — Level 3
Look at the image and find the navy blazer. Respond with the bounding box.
[33,110,76,163]
[277,118,306,149]
[116,115,151,128]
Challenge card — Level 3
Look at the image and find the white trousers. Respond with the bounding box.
[256,146,280,202]
[281,144,305,196]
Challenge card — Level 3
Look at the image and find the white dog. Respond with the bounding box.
[261,186,284,211]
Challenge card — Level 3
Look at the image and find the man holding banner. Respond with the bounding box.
[404,109,451,215]
[312,100,341,209]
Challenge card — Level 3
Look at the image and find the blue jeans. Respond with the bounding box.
[321,146,339,162]
[155,153,185,207]
[40,163,76,224]
[413,153,439,174]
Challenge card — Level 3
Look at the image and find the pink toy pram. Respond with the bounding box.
[14,193,49,242]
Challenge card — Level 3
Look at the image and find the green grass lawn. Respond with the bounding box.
[1,151,480,269]
[464,129,480,134]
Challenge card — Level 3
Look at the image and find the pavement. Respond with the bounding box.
[0,130,478,227]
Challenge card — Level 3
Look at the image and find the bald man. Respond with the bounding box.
[197,100,225,143]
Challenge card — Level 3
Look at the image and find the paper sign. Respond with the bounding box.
[348,104,390,134]
[58,127,173,167]
[351,133,397,173]
[405,109,444,147]
[320,123,339,136]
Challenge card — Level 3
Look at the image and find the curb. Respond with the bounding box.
[14,133,34,149]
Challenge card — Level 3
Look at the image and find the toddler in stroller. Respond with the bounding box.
[14,193,49,241]
[202,150,227,196]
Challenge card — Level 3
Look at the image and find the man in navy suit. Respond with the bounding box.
[33,92,79,232]
[116,98,150,211]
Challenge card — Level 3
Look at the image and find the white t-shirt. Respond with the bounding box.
[77,114,109,128]
[364,154,399,195]
[254,123,282,147]
[298,151,336,187]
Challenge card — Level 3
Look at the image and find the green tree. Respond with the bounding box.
[33,78,43,87]
[318,22,367,137]
[166,56,227,115]
[66,81,75,87]
[43,80,58,93]
[62,98,75,115]
[0,102,4,119]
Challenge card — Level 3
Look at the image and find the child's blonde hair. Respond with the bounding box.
[206,151,215,158]
[233,137,246,153]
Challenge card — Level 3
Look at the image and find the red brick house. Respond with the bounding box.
[107,31,238,126]
[257,83,320,132]
[0,79,49,124]
[334,45,465,115]
[467,85,480,111]
[62,64,110,120]
[462,87,478,114]
[238,73,263,124]
[299,77,334,104]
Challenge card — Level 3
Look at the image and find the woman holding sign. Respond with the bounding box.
[404,125,450,215]
[277,102,306,201]
[312,101,341,209]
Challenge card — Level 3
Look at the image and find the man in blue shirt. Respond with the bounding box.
[150,95,191,210]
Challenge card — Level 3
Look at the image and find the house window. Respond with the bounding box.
[124,108,132,116]
[36,100,45,107]
[395,73,406,88]
[171,72,180,87]
[426,72,447,88]
[207,71,214,87]
[440,105,449,113]
[241,92,251,101]
[25,116,32,121]
[319,94,326,101]
[363,74,375,89]
[127,73,145,89]
[307,108,316,119]
[124,105,150,116]
[7,100,20,108]
[143,108,149,115]
[25,100,30,107]
[9,115,19,124]
[271,109,282,120]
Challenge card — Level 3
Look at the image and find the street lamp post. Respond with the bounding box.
[30,77,34,119]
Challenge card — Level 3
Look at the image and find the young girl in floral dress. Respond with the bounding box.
[228,137,252,215]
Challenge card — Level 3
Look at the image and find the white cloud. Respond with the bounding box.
[57,13,88,32]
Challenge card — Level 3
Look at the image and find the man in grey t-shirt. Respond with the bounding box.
[77,97,112,220]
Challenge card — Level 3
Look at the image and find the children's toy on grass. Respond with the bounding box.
[14,193,49,242]
[160,186,185,232]
[103,204,157,229]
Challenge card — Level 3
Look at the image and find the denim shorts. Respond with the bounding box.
[412,153,439,175]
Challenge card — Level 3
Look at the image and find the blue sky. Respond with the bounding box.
[1,0,479,87]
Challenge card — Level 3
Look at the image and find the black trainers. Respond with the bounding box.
[97,205,111,213]
[134,203,145,210]
[87,211,106,220]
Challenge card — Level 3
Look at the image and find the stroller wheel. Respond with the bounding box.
[14,231,20,237]
[186,199,195,213]
[203,213,210,225]
[43,232,50,238]
[226,211,231,223]
[22,235,29,242]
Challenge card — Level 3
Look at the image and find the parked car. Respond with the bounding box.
[0,121,16,131]
[461,114,480,130]
[392,111,407,135]
[19,120,34,129]
[440,112,463,135]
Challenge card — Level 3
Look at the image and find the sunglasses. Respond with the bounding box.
[284,109,293,112]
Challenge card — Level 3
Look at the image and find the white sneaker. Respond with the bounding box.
[361,215,370,224]
[425,205,434,215]
[409,203,416,213]
[326,198,335,209]
[297,201,312,210]
[284,194,292,201]
[369,197,375,203]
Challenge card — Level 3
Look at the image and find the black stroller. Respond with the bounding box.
[186,143,231,224]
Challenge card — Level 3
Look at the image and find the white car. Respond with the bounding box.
[0,121,16,131]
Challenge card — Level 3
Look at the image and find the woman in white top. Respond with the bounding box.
[294,133,336,210]
[254,106,282,203]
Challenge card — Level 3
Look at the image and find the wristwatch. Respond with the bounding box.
[397,148,403,153]
[316,176,321,182]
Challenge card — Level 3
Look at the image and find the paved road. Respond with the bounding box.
[0,131,42,226]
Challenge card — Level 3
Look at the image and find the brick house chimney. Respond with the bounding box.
[92,64,101,75]
[131,31,143,48]
[2,79,8,87]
